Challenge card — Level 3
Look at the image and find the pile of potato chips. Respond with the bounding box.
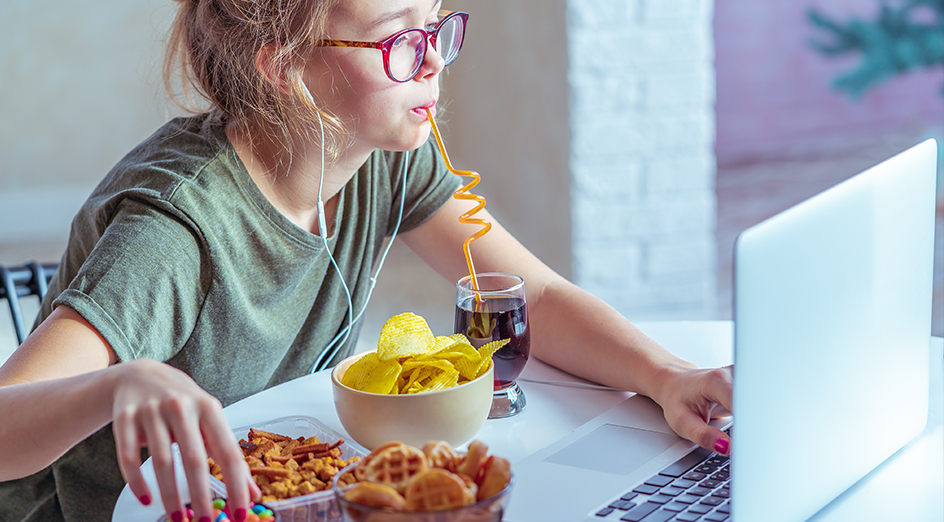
[341,312,507,395]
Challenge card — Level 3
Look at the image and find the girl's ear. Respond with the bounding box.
[255,44,291,93]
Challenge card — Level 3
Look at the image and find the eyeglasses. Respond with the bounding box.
[316,10,469,83]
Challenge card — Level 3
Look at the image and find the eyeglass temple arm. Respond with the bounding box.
[316,40,383,49]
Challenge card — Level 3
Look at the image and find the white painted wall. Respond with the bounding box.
[568,0,718,319]
[0,1,178,244]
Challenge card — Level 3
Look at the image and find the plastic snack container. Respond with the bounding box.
[210,416,368,522]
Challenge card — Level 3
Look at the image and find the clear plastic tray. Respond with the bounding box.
[210,416,367,522]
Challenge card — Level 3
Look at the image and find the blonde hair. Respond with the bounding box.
[163,0,348,163]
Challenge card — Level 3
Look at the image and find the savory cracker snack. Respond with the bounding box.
[209,427,360,502]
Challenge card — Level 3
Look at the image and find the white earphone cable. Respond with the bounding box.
[305,91,409,373]
[311,110,354,372]
[310,152,409,372]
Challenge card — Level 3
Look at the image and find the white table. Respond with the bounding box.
[113,321,944,521]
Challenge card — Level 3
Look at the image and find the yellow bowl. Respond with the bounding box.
[331,350,494,450]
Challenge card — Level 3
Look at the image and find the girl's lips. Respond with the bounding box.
[413,104,436,119]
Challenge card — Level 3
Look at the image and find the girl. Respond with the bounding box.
[0,1,732,521]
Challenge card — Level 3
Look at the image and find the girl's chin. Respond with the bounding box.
[394,126,432,152]
[361,122,431,153]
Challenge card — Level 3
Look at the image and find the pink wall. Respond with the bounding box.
[714,0,944,165]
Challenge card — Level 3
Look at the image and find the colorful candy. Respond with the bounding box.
[169,499,275,522]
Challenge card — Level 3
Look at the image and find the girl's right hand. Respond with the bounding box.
[112,359,260,522]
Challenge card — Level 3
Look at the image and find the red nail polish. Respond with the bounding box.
[235,508,248,522]
[714,438,729,454]
[171,511,184,522]
[199,517,212,522]
[139,495,151,506]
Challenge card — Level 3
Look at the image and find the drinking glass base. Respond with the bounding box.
[488,382,526,419]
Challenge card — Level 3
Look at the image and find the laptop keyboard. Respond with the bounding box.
[593,432,732,521]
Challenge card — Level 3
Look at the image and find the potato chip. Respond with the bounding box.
[406,374,434,394]
[377,313,436,360]
[423,334,469,356]
[476,358,495,379]
[400,366,433,394]
[342,313,513,395]
[420,368,461,393]
[401,358,455,374]
[470,339,509,379]
[420,342,478,381]
[400,359,457,394]
[342,352,402,394]
[417,337,479,363]
[476,338,508,363]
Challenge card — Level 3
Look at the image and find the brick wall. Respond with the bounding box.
[568,0,718,319]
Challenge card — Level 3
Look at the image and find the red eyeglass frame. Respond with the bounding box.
[315,10,469,83]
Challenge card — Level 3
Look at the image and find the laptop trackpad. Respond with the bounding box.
[544,423,681,475]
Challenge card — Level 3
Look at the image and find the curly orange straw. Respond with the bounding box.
[425,108,489,296]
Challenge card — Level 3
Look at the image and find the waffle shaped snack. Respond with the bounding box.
[353,441,428,493]
[422,440,460,473]
[404,468,473,511]
[340,439,511,512]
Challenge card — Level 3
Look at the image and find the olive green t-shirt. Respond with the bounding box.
[0,112,460,522]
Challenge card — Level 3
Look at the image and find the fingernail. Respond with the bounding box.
[234,508,247,522]
[199,517,212,522]
[171,511,184,522]
[138,494,151,505]
[714,438,729,454]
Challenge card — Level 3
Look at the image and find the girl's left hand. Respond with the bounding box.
[651,365,734,455]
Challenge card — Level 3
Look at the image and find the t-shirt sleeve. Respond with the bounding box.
[54,197,208,363]
[386,139,462,235]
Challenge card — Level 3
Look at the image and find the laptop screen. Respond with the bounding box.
[731,139,937,522]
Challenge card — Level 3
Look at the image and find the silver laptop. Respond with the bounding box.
[505,138,938,522]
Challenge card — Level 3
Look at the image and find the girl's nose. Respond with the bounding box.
[414,38,446,81]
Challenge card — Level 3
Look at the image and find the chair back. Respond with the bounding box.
[0,262,57,345]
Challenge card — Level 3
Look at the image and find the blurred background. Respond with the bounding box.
[1,0,942,364]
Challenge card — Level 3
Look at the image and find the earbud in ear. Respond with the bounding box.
[254,45,291,93]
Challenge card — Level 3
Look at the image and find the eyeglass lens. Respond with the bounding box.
[388,14,465,81]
